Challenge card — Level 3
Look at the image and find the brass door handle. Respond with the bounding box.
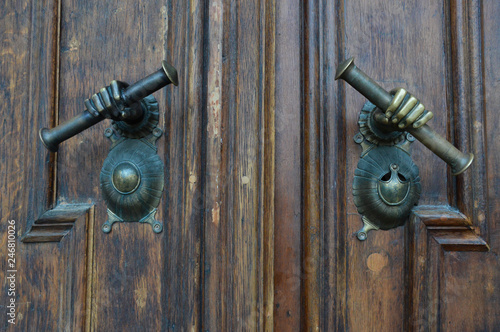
[336,58,474,241]
[39,61,179,234]
[336,57,473,176]
[39,61,178,152]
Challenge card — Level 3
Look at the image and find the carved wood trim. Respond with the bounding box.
[406,217,442,331]
[21,203,93,243]
[261,1,276,330]
[405,3,491,327]
[406,204,488,330]
[411,205,489,252]
[449,0,489,239]
[301,0,322,330]
[194,0,276,330]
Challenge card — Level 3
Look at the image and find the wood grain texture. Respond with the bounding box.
[199,0,276,329]
[437,0,500,330]
[261,0,276,330]
[406,217,442,332]
[274,0,302,330]
[0,0,67,330]
[316,0,498,330]
[202,0,227,330]
[404,1,499,329]
[5,205,93,331]
[56,0,170,330]
[340,0,450,330]
[2,0,499,330]
[0,0,31,265]
[302,0,322,330]
[449,0,489,239]
[408,209,499,331]
[163,0,204,330]
[405,206,489,331]
[412,206,488,252]
[484,0,500,247]
[52,0,276,329]
[323,1,348,330]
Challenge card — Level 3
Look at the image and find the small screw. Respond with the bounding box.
[353,133,364,144]
[102,224,111,233]
[153,223,162,233]
[153,128,163,137]
[406,133,415,142]
[391,163,399,170]
[357,232,367,241]
[104,128,114,138]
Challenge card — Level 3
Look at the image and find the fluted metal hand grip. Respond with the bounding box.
[336,57,474,175]
[39,61,179,152]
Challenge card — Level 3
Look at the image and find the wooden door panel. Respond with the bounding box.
[163,0,204,330]
[0,0,67,330]
[18,204,93,331]
[1,0,499,330]
[341,1,451,331]
[54,0,274,329]
[57,0,169,330]
[303,0,499,330]
[195,0,275,329]
[275,0,499,330]
[274,0,302,330]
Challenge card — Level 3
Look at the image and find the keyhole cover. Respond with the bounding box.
[377,164,410,206]
[353,146,421,230]
[100,139,164,223]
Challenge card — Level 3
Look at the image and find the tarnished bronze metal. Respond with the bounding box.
[111,161,141,194]
[39,60,176,234]
[39,60,178,152]
[353,147,421,238]
[39,111,103,152]
[378,164,411,205]
[336,57,474,175]
[100,95,165,234]
[353,102,421,240]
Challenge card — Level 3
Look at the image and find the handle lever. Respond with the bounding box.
[335,57,473,175]
[39,61,178,152]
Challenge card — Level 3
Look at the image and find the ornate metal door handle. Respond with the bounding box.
[39,61,178,152]
[336,57,473,175]
[39,61,178,233]
[335,57,474,240]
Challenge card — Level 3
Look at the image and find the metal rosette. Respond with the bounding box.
[358,101,405,146]
[100,139,164,224]
[112,94,160,139]
[353,146,421,230]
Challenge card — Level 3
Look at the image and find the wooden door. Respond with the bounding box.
[1,0,499,331]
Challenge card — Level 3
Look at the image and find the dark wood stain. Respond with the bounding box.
[274,0,302,330]
[0,0,499,330]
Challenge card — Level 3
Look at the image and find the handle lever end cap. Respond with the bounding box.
[335,57,355,80]
[39,128,59,153]
[161,60,179,86]
[452,153,474,176]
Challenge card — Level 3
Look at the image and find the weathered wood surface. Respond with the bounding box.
[21,203,92,243]
[296,0,499,330]
[0,0,93,330]
[56,0,169,330]
[1,0,499,330]
[56,0,276,330]
[274,0,302,330]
